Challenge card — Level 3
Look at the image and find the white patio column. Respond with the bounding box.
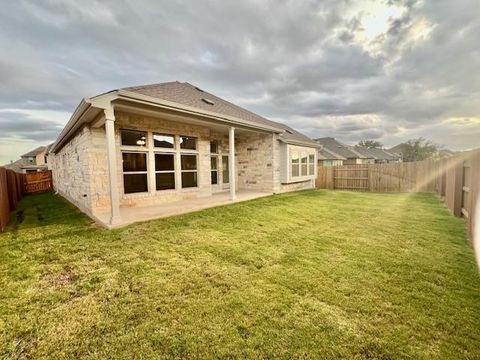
[105,111,122,226]
[229,126,236,200]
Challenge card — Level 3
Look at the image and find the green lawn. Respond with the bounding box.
[1,191,479,359]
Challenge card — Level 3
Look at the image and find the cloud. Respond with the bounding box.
[0,110,65,142]
[0,0,478,163]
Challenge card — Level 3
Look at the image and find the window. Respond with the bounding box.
[181,154,197,188]
[153,133,174,148]
[210,140,218,154]
[121,129,147,147]
[308,154,315,175]
[122,152,148,193]
[211,156,218,184]
[155,153,175,190]
[210,141,219,185]
[301,153,308,176]
[222,156,229,184]
[180,136,197,150]
[291,153,299,177]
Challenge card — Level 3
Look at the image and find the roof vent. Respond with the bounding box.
[194,86,204,92]
[201,98,215,105]
[285,129,293,134]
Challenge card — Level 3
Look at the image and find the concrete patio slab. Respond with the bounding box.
[95,190,273,228]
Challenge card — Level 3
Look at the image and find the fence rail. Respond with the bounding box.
[0,168,53,231]
[316,149,480,244]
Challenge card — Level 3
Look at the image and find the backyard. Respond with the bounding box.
[0,190,479,359]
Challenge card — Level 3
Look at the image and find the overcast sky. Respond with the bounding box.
[0,0,479,164]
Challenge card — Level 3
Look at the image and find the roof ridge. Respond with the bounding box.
[122,81,180,91]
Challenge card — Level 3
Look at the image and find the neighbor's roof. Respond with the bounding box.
[3,158,30,172]
[314,137,366,159]
[355,147,401,161]
[21,146,46,158]
[352,146,377,159]
[123,82,318,147]
[318,147,347,160]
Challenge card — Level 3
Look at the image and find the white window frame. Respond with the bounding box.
[121,151,149,194]
[154,152,176,191]
[153,133,175,150]
[288,146,316,182]
[210,141,219,185]
[179,135,199,189]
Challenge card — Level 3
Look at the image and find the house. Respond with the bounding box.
[317,147,346,167]
[4,145,50,173]
[49,81,320,228]
[354,146,401,164]
[355,146,402,164]
[314,137,373,165]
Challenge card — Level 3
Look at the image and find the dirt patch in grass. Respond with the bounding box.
[43,267,75,290]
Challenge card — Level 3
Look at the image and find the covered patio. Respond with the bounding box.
[94,190,272,228]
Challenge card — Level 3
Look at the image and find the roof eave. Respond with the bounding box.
[116,90,285,134]
[279,137,322,148]
[50,98,93,154]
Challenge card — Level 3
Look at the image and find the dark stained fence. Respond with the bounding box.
[317,149,480,245]
[0,167,25,231]
[0,168,53,231]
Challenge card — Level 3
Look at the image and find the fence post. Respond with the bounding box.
[445,157,464,217]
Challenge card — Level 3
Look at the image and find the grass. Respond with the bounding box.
[0,190,479,359]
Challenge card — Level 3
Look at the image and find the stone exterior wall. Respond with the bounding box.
[278,179,315,193]
[50,126,94,216]
[236,132,275,192]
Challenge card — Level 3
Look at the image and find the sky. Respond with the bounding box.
[0,0,479,164]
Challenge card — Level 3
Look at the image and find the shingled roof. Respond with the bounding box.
[123,82,318,147]
[21,146,46,158]
[314,137,366,159]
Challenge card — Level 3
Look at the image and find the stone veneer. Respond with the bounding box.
[51,110,316,219]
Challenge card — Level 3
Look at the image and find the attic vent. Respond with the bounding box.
[194,86,204,92]
[285,129,293,134]
[201,98,215,105]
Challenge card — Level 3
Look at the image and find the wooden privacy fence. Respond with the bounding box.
[316,149,480,244]
[0,168,53,231]
[24,170,53,194]
[0,167,25,231]
[316,159,444,192]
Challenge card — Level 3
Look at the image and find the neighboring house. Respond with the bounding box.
[4,146,50,173]
[354,147,402,164]
[388,143,455,161]
[317,147,346,167]
[49,81,320,228]
[314,137,373,165]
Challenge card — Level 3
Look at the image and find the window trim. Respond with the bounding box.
[154,152,176,191]
[153,133,176,150]
[180,153,199,189]
[179,135,198,151]
[120,128,148,147]
[211,155,219,185]
[122,151,149,194]
[288,147,316,182]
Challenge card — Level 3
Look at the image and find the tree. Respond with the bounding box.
[400,138,439,162]
[357,140,383,149]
